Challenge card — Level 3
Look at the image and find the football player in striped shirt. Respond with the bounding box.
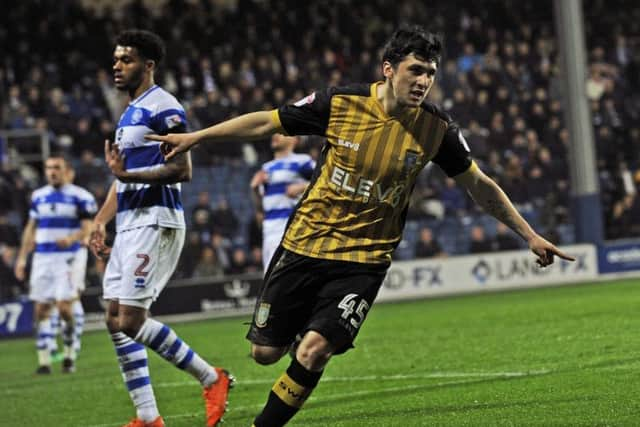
[250,134,314,271]
[149,25,575,427]
[47,165,90,362]
[89,30,232,427]
[15,154,96,374]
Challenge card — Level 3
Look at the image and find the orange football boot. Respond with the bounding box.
[202,368,235,427]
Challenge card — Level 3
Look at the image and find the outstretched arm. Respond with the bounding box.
[454,163,575,267]
[146,111,278,160]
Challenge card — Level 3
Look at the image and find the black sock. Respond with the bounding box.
[253,358,323,427]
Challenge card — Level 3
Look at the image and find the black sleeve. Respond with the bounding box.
[77,211,93,220]
[277,88,334,136]
[162,123,187,135]
[431,122,473,177]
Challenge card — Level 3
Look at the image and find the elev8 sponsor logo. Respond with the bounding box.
[330,165,405,207]
[471,253,589,285]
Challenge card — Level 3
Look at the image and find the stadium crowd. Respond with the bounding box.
[1,0,639,298]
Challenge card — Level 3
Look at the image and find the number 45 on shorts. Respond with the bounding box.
[338,294,370,329]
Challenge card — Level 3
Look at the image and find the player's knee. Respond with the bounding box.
[251,345,286,365]
[296,335,333,370]
[104,314,120,333]
[119,319,142,339]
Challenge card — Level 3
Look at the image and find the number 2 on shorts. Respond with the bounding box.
[135,254,150,277]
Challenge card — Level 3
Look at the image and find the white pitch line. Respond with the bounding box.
[84,370,551,427]
[152,370,552,389]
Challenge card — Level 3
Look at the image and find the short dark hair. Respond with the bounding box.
[382,25,443,67]
[115,29,165,65]
[47,152,70,167]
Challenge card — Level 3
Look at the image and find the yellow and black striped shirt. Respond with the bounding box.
[272,82,473,265]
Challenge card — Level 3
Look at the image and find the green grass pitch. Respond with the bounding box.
[2,278,639,426]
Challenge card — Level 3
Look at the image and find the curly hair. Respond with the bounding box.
[115,29,166,64]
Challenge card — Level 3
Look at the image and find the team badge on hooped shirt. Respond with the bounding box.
[131,108,143,125]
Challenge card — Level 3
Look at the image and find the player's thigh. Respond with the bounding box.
[103,226,162,302]
[307,262,388,355]
[102,231,125,300]
[30,255,75,302]
[247,249,320,347]
[148,227,185,297]
[113,226,184,307]
[71,247,88,293]
[29,258,56,303]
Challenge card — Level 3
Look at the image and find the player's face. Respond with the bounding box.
[112,45,146,92]
[271,134,297,153]
[44,158,67,188]
[384,53,437,108]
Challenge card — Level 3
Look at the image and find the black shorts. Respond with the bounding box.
[246,247,388,355]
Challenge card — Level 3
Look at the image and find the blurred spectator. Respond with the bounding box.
[210,231,232,270]
[414,227,446,259]
[492,222,521,251]
[210,198,239,239]
[440,178,467,217]
[0,244,23,300]
[248,246,263,273]
[191,191,215,243]
[192,246,225,279]
[469,225,492,254]
[175,231,202,279]
[248,210,264,253]
[0,213,19,247]
[226,247,250,275]
[74,149,109,188]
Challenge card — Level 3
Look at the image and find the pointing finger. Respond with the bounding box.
[551,247,576,262]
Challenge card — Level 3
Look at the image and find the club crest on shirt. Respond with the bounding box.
[131,108,143,125]
[255,303,271,328]
[401,150,421,178]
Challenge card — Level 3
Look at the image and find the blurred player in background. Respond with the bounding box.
[15,154,96,374]
[250,134,314,271]
[89,30,232,427]
[150,25,574,427]
[48,166,90,361]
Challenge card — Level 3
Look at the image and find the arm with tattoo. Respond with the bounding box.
[105,139,192,185]
[454,163,575,266]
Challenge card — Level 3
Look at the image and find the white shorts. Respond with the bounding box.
[263,219,287,271]
[29,253,77,303]
[71,247,88,293]
[103,225,185,309]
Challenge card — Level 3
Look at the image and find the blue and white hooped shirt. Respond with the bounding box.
[114,85,187,232]
[30,184,97,255]
[261,153,315,235]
